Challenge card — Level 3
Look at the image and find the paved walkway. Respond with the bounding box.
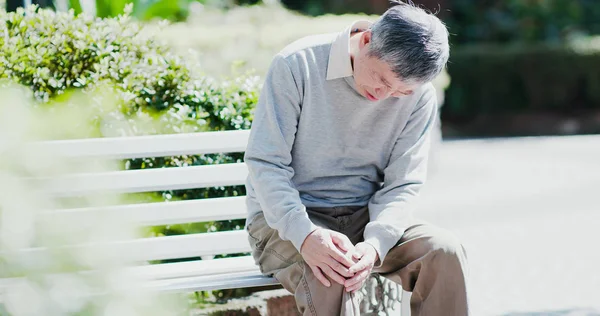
[416,135,600,316]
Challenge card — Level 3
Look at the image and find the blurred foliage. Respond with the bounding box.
[0,5,257,247]
[444,38,600,126]
[1,5,259,303]
[93,0,131,18]
[63,0,261,21]
[63,0,192,21]
[0,5,259,133]
[5,0,53,11]
[278,0,600,45]
[444,0,600,44]
[134,0,191,21]
[6,0,53,11]
[67,0,83,14]
[153,3,376,77]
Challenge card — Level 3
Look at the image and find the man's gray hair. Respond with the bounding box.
[368,1,450,84]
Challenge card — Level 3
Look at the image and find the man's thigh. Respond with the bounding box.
[246,213,320,313]
[246,213,303,276]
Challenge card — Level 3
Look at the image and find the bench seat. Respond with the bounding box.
[133,256,278,292]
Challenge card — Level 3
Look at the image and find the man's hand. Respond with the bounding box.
[300,228,357,287]
[344,242,379,293]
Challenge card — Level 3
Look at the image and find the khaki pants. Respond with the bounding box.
[247,206,469,315]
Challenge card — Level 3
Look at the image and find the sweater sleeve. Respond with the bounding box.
[363,85,438,266]
[244,55,318,252]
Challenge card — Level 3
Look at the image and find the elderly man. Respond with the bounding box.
[243,2,469,315]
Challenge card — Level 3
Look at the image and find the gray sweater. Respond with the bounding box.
[244,28,438,264]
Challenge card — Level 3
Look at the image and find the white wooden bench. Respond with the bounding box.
[31,130,276,293]
[1,130,409,314]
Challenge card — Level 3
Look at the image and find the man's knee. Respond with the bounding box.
[425,227,468,268]
[429,228,465,254]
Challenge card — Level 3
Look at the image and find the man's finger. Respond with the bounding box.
[345,269,370,293]
[324,257,354,278]
[344,268,370,288]
[328,246,356,268]
[347,283,363,293]
[352,249,364,261]
[346,282,362,293]
[319,264,346,285]
[309,265,331,287]
[349,256,373,274]
[330,232,353,253]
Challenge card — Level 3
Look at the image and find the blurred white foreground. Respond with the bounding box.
[0,86,184,316]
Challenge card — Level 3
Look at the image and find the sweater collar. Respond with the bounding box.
[326,20,373,81]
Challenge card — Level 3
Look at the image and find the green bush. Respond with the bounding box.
[0,6,258,231]
[1,5,259,303]
[443,39,600,133]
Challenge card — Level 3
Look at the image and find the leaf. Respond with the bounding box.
[68,0,83,15]
[95,0,130,18]
[109,0,131,16]
[94,0,112,17]
[139,0,191,22]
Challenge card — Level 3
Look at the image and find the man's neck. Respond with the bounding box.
[349,30,363,71]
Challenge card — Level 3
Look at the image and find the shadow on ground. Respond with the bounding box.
[501,308,600,316]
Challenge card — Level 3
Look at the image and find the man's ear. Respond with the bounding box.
[359,30,372,49]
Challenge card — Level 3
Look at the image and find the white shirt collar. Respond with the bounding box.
[326,20,373,81]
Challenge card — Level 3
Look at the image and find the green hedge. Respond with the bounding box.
[280,0,600,45]
[0,6,258,132]
[1,5,259,303]
[0,6,258,234]
[444,41,600,123]
[443,0,600,45]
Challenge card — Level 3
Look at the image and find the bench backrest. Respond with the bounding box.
[34,130,252,263]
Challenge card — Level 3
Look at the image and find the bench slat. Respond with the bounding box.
[42,196,247,226]
[42,163,248,196]
[0,257,263,294]
[121,230,252,261]
[0,271,277,295]
[131,256,258,280]
[10,230,251,263]
[35,130,251,159]
[148,271,278,293]
[0,272,278,294]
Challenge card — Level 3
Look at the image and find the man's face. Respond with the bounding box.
[352,31,419,102]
